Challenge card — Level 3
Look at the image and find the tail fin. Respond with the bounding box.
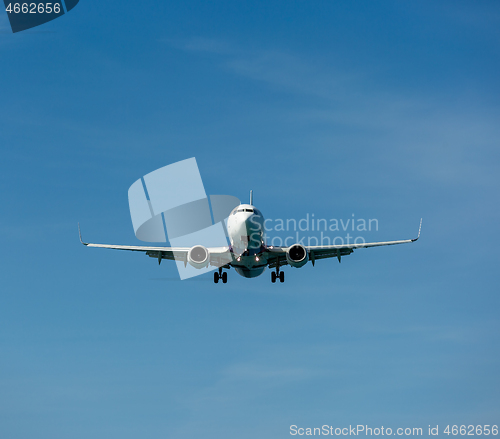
[250,190,253,205]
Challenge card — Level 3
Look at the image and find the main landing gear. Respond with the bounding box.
[214,267,227,284]
[271,260,285,283]
[271,271,284,283]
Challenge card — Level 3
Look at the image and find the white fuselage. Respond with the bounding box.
[226,204,268,278]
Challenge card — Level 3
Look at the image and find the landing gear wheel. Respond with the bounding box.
[271,272,276,283]
[279,271,285,283]
[214,272,219,283]
[222,272,228,283]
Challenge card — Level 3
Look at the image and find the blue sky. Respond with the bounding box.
[1,1,499,438]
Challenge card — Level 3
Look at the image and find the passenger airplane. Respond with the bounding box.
[79,191,421,283]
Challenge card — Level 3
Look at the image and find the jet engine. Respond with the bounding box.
[187,245,210,269]
[286,244,309,268]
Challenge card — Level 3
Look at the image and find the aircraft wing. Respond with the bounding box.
[78,224,231,266]
[266,219,422,267]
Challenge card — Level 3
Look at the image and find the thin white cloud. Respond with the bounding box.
[167,37,500,188]
[169,36,236,55]
[170,37,359,100]
[438,1,500,35]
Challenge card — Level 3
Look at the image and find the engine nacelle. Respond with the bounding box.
[286,244,309,268]
[187,245,210,269]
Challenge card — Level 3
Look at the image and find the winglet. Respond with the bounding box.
[78,223,88,245]
[250,190,253,205]
[411,218,422,242]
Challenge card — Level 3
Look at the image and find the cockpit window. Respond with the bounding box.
[234,208,255,213]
